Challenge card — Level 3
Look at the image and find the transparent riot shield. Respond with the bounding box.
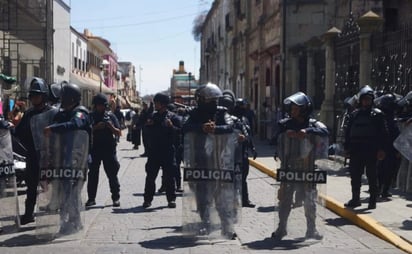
[30,107,59,152]
[0,129,19,232]
[35,130,89,241]
[182,132,239,239]
[273,133,328,242]
[393,124,412,162]
[233,129,243,225]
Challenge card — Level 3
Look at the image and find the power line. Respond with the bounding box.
[70,12,198,30]
[71,2,210,24]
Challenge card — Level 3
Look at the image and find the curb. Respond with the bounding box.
[249,158,412,254]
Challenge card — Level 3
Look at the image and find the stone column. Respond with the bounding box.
[320,27,340,130]
[357,11,382,87]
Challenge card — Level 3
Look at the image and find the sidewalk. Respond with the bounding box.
[250,139,412,253]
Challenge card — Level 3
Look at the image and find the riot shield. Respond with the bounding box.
[232,129,243,225]
[0,129,19,232]
[30,107,59,152]
[182,132,239,239]
[393,124,412,162]
[35,130,89,240]
[273,132,328,242]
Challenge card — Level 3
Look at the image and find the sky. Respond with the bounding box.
[68,0,213,96]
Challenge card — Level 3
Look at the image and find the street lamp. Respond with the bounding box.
[99,59,109,93]
[188,72,192,105]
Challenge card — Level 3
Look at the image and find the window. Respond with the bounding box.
[235,0,245,20]
[225,13,233,31]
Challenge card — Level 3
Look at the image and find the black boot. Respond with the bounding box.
[344,192,361,208]
[368,195,376,209]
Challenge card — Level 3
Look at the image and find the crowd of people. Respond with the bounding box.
[2,75,412,241]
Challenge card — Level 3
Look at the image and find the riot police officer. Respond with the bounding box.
[233,98,257,208]
[85,93,121,207]
[14,77,53,225]
[344,85,388,209]
[142,93,181,209]
[374,93,401,198]
[182,83,237,239]
[272,91,328,240]
[43,83,91,234]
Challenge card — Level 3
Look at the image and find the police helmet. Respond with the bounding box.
[219,89,236,111]
[283,91,313,117]
[235,98,248,107]
[397,91,412,108]
[92,93,108,106]
[60,83,81,107]
[374,93,401,113]
[49,82,64,103]
[167,103,176,112]
[29,77,49,97]
[153,93,170,106]
[357,85,375,101]
[195,83,222,104]
[344,94,358,109]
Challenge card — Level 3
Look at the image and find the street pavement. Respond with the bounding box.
[0,136,408,253]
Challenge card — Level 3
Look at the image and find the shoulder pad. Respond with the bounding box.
[216,106,227,113]
[371,107,383,115]
[230,115,240,121]
[74,105,89,114]
[309,118,327,129]
[278,118,290,125]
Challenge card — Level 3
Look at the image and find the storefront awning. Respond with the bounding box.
[70,72,114,94]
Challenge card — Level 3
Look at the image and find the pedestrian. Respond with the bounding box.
[142,93,181,209]
[8,101,25,126]
[114,105,125,130]
[0,114,18,233]
[43,83,91,234]
[272,91,328,240]
[182,83,237,239]
[13,77,53,225]
[130,107,140,149]
[343,85,388,210]
[85,93,122,208]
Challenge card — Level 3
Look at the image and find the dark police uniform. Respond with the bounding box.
[47,104,91,232]
[274,116,329,239]
[14,104,52,223]
[183,105,235,236]
[233,102,257,207]
[344,101,388,209]
[143,108,181,207]
[87,110,121,205]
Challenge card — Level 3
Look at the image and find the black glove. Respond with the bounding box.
[0,119,10,129]
[274,151,278,161]
[252,148,257,160]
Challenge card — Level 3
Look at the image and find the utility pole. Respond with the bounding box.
[139,65,143,96]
